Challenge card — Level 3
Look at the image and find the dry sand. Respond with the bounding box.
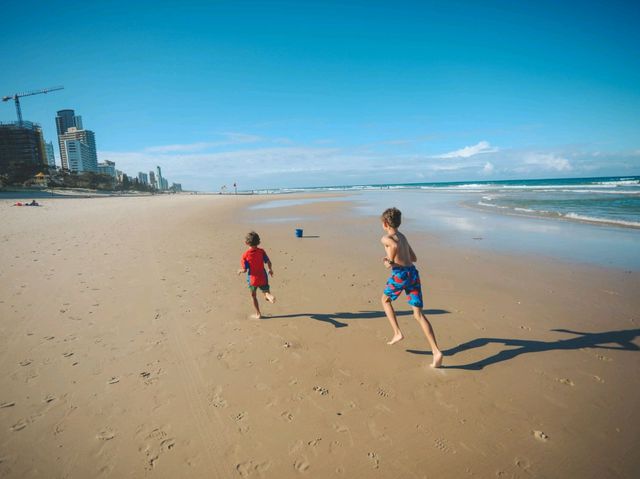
[0,194,638,478]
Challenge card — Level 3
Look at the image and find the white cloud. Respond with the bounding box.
[522,153,572,171]
[428,163,467,172]
[482,162,494,174]
[98,134,640,191]
[434,140,498,159]
[144,132,262,153]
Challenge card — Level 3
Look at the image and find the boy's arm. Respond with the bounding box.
[381,236,397,268]
[237,255,247,275]
[264,252,274,276]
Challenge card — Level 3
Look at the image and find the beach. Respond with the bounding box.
[1,193,638,478]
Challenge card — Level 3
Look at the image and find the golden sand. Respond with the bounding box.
[0,194,638,478]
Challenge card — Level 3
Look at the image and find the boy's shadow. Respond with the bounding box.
[267,309,450,328]
[407,328,640,370]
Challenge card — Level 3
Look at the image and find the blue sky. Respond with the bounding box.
[2,0,639,190]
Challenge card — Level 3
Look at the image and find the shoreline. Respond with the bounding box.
[1,194,638,478]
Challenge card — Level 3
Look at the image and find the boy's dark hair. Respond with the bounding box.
[381,207,402,228]
[245,231,261,246]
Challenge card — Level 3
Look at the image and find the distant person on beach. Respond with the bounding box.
[238,231,275,318]
[380,207,443,368]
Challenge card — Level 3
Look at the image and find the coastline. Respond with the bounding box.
[0,193,638,478]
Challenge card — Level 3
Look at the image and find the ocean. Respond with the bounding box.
[255,176,640,229]
[251,176,640,269]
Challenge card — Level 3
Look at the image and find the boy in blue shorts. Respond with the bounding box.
[238,231,275,318]
[380,208,443,368]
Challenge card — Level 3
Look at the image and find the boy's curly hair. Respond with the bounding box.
[245,231,261,246]
[381,207,402,228]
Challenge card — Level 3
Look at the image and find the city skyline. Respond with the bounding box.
[1,1,639,191]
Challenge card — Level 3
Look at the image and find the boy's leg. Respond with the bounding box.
[412,306,443,368]
[381,294,403,345]
[250,289,262,318]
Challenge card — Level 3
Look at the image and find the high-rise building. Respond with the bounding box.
[138,172,148,185]
[156,166,164,191]
[171,183,182,192]
[0,121,47,177]
[58,127,97,172]
[55,109,83,164]
[55,109,82,136]
[161,177,169,191]
[149,170,157,189]
[45,141,56,167]
[98,160,116,177]
[65,139,97,173]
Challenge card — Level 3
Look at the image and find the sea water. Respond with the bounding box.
[253,176,640,269]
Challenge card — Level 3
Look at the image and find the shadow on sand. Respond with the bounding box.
[267,309,450,328]
[407,328,640,370]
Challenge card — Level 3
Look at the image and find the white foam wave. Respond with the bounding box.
[594,180,639,186]
[477,201,508,209]
[563,213,640,228]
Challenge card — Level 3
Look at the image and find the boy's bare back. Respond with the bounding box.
[381,231,417,267]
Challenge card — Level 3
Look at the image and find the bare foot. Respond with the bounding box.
[431,351,443,368]
[265,293,276,304]
[251,313,262,319]
[387,333,403,345]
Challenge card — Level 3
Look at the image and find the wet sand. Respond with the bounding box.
[0,193,638,478]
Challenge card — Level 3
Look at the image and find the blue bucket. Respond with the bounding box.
[295,228,303,238]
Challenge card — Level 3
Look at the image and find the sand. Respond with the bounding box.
[0,193,638,478]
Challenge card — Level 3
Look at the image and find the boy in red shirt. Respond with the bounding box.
[238,231,275,318]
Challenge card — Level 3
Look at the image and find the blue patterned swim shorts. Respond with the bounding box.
[383,265,423,308]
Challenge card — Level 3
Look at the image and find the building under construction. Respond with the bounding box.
[0,121,48,181]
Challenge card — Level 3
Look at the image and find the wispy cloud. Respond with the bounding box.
[144,132,262,153]
[520,153,572,172]
[434,140,498,159]
[99,136,640,190]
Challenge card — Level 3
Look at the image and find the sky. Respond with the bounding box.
[2,0,639,191]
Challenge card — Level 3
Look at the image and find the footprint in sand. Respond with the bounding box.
[592,375,605,383]
[533,430,549,442]
[377,387,391,398]
[209,395,228,409]
[0,401,15,408]
[556,378,574,386]
[11,419,28,431]
[43,395,56,404]
[63,352,74,358]
[367,452,380,469]
[160,438,175,451]
[107,377,120,384]
[597,354,612,362]
[19,359,32,366]
[236,461,271,477]
[313,386,329,396]
[293,459,310,472]
[96,429,115,440]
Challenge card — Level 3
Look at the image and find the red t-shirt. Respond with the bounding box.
[241,247,270,286]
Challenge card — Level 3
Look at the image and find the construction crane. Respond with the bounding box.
[2,86,64,125]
